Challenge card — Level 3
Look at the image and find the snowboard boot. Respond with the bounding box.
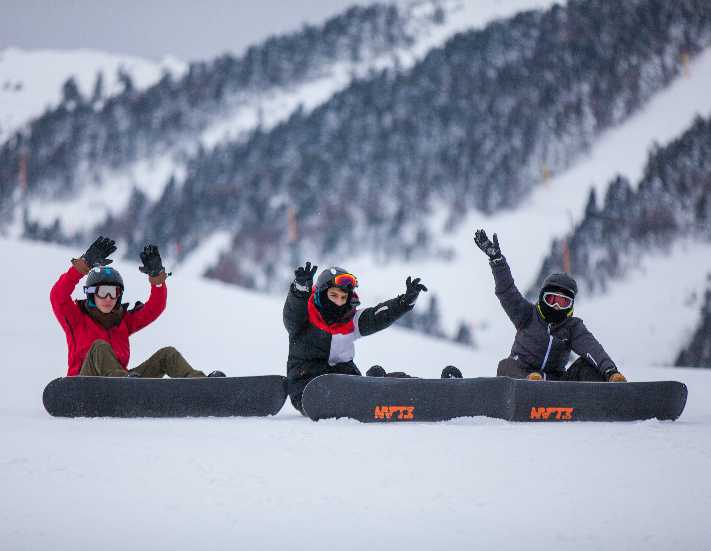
[527,371,544,381]
[366,365,386,377]
[385,371,414,378]
[441,365,463,379]
[208,370,226,377]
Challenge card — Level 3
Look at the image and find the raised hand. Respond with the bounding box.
[294,261,318,290]
[138,244,166,277]
[82,236,116,267]
[474,229,502,262]
[401,276,428,306]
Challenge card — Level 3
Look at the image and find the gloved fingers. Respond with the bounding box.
[492,233,499,250]
[100,237,116,255]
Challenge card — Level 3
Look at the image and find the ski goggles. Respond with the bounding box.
[86,285,121,299]
[542,291,573,310]
[332,273,358,289]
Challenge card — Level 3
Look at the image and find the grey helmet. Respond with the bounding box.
[84,266,124,294]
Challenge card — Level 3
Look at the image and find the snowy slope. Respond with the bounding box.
[17,0,559,238]
[323,46,711,363]
[0,47,185,142]
[200,0,561,147]
[0,237,709,551]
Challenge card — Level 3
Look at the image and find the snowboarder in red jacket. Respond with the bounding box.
[50,236,222,378]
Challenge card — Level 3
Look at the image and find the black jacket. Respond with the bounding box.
[283,283,413,411]
[491,258,616,376]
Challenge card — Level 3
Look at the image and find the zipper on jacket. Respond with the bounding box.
[540,324,553,372]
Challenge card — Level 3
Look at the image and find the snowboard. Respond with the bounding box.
[43,375,288,418]
[301,374,688,422]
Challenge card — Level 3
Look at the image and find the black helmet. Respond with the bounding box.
[538,272,577,323]
[314,267,360,320]
[315,267,358,293]
[84,266,124,294]
[540,272,577,297]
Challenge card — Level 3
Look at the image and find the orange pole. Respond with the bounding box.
[287,206,299,243]
[562,238,571,273]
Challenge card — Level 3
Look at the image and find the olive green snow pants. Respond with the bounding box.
[79,340,206,378]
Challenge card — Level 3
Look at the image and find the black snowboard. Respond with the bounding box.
[43,375,287,418]
[301,374,688,422]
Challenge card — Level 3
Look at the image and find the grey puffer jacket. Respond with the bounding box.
[491,258,617,376]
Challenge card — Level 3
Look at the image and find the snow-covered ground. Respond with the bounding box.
[0,238,709,550]
[0,47,185,142]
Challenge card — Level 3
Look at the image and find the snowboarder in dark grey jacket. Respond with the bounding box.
[283,263,430,413]
[474,229,627,382]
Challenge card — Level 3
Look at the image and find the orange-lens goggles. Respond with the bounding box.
[333,273,358,288]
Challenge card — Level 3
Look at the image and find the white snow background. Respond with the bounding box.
[2,2,711,548]
[0,237,710,551]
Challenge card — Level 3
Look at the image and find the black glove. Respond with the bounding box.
[138,244,166,277]
[400,276,428,306]
[474,229,503,263]
[82,236,116,268]
[294,261,317,291]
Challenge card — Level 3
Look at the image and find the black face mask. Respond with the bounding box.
[538,301,570,323]
[318,289,354,324]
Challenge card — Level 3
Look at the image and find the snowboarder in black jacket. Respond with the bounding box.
[283,263,429,413]
[474,229,627,382]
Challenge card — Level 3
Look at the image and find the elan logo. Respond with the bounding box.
[374,405,415,421]
[530,406,574,421]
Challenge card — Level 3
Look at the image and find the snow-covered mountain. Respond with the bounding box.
[0,47,185,142]
[1,0,558,238]
[0,237,709,551]
[2,0,711,359]
[2,3,711,547]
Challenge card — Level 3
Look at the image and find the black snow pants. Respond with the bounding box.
[497,356,606,382]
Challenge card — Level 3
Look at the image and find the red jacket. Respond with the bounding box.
[50,265,167,376]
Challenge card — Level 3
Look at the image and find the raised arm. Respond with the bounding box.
[283,262,317,335]
[474,229,532,329]
[358,276,427,336]
[126,281,168,334]
[50,261,87,327]
[125,244,169,335]
[50,236,117,326]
